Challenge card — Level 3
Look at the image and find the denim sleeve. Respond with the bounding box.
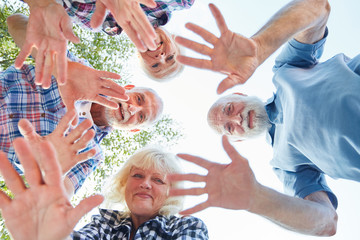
[273,27,328,72]
[273,165,338,209]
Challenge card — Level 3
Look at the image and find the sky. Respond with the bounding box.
[132,0,360,239]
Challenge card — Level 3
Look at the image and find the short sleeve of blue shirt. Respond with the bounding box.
[273,166,338,209]
[273,28,328,71]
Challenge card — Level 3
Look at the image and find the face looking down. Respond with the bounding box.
[105,87,163,130]
[207,94,270,140]
[139,27,182,79]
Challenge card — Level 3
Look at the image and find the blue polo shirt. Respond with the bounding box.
[266,28,360,209]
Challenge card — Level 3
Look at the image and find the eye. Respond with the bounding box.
[137,95,142,104]
[153,178,165,184]
[224,123,233,135]
[166,55,174,61]
[224,103,233,116]
[152,63,159,68]
[132,173,143,178]
[139,112,145,122]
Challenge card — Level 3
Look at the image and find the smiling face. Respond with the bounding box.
[207,94,270,140]
[104,87,163,130]
[125,167,169,220]
[138,27,182,79]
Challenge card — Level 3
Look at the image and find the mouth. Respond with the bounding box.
[248,110,255,129]
[148,41,163,52]
[118,103,124,120]
[135,193,152,199]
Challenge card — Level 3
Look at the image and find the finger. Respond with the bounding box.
[176,55,213,70]
[180,201,209,215]
[0,151,27,195]
[169,187,206,196]
[55,109,77,136]
[185,23,218,45]
[13,138,43,187]
[35,44,47,85]
[90,1,107,29]
[99,85,128,101]
[91,95,120,109]
[97,70,121,80]
[54,48,68,86]
[66,119,93,143]
[73,149,96,165]
[41,51,53,89]
[18,119,38,142]
[168,173,206,183]
[130,3,157,49]
[209,3,229,35]
[61,16,80,44]
[0,190,12,207]
[139,0,157,8]
[14,42,33,69]
[37,141,62,186]
[175,36,212,56]
[177,154,216,170]
[68,195,104,227]
[123,24,147,52]
[217,75,243,94]
[221,135,247,164]
[71,128,95,151]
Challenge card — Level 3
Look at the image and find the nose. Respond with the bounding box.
[128,104,141,115]
[140,179,151,189]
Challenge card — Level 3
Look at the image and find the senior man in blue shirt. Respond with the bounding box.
[169,0,359,237]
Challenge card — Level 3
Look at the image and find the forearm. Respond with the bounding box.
[23,0,58,8]
[251,0,330,65]
[249,184,337,236]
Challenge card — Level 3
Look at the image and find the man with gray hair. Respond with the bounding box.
[170,0,360,237]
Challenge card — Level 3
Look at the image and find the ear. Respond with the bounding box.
[129,129,140,133]
[124,84,135,90]
[233,92,247,96]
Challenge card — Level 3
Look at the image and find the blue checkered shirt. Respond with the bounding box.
[71,209,208,239]
[62,0,195,36]
[0,52,111,193]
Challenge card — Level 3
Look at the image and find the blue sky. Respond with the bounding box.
[134,1,360,239]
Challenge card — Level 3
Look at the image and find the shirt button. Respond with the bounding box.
[9,114,13,118]
[82,112,86,116]
[41,113,45,117]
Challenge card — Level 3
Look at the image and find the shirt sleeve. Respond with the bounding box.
[172,216,209,240]
[273,165,338,209]
[273,27,328,72]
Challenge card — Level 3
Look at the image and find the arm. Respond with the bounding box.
[169,136,337,236]
[7,14,129,120]
[90,0,158,52]
[12,0,80,88]
[175,1,330,94]
[0,137,103,240]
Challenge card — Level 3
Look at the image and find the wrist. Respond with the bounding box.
[24,0,58,8]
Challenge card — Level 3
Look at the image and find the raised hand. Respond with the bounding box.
[0,138,103,240]
[58,61,128,125]
[169,135,259,215]
[90,0,157,52]
[175,4,259,94]
[16,0,80,89]
[18,110,96,175]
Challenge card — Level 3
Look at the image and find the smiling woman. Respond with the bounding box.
[71,147,209,239]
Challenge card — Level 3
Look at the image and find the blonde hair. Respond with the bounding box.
[104,147,184,217]
[138,27,185,82]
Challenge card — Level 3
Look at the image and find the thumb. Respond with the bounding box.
[90,1,107,29]
[60,16,80,44]
[68,195,104,227]
[139,0,157,8]
[217,75,243,94]
[18,119,40,142]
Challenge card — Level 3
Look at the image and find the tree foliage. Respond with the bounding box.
[0,0,184,237]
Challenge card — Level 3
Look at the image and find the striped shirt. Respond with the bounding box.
[0,52,111,193]
[62,0,195,36]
